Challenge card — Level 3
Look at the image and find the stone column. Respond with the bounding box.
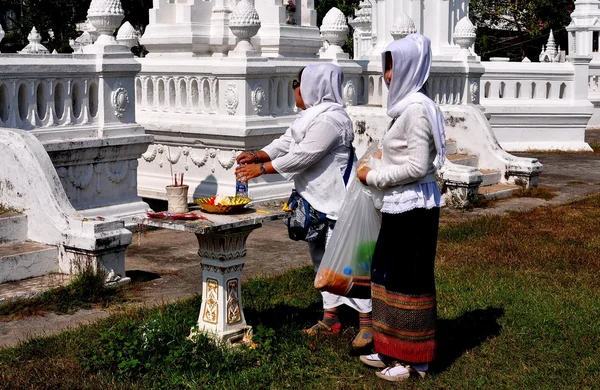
[192,225,261,344]
[569,55,594,100]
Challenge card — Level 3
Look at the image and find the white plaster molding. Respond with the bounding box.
[0,129,132,280]
[344,80,356,106]
[216,149,237,171]
[251,85,266,114]
[224,82,239,115]
[141,145,158,162]
[112,82,130,119]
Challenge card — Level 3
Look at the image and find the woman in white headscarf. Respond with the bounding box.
[357,34,446,381]
[236,63,373,349]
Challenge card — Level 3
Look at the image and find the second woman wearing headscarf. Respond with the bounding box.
[236,63,373,349]
[357,34,446,381]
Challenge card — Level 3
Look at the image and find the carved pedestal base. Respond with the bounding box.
[193,225,260,344]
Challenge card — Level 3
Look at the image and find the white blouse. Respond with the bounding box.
[366,103,444,214]
[262,115,353,220]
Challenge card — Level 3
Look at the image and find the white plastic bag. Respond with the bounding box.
[357,143,384,209]
[314,177,381,298]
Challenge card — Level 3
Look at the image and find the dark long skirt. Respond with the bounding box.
[371,207,440,363]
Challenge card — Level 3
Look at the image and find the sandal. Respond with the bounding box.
[375,363,427,382]
[351,327,374,349]
[302,320,341,335]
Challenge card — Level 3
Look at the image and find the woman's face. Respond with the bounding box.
[294,76,307,110]
[384,52,393,85]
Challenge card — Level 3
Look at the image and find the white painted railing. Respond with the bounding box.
[589,60,600,102]
[136,73,299,116]
[359,60,484,107]
[481,61,574,103]
[0,52,152,221]
[0,55,101,130]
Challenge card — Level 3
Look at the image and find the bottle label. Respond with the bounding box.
[236,180,248,197]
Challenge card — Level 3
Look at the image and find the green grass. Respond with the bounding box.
[1,195,600,389]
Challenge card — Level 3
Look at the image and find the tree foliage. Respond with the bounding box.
[470,0,574,61]
[0,0,153,53]
[314,0,361,58]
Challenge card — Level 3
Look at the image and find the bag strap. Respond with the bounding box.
[342,146,354,186]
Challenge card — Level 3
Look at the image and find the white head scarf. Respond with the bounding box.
[382,34,446,169]
[290,63,354,147]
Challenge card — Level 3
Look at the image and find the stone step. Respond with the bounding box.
[447,153,479,167]
[0,273,71,303]
[480,169,503,187]
[0,241,58,284]
[0,213,28,244]
[478,184,521,200]
[446,139,457,155]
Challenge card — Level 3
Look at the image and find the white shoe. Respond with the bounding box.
[359,353,389,368]
[376,363,427,382]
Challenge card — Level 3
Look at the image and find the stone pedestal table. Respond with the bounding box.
[140,203,289,344]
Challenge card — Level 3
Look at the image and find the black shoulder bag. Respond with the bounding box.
[285,147,355,242]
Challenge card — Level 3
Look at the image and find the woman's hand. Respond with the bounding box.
[236,152,257,165]
[357,166,371,185]
[235,163,264,181]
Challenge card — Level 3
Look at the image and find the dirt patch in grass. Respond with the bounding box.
[0,269,127,320]
[438,194,600,275]
[512,186,557,200]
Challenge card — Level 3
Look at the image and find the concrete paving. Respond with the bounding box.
[1,130,599,349]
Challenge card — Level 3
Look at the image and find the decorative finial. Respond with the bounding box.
[117,21,139,49]
[453,16,477,58]
[18,27,50,54]
[228,0,262,57]
[390,13,416,41]
[86,0,125,47]
[70,31,94,53]
[319,7,349,59]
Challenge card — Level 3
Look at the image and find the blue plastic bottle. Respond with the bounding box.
[236,163,248,197]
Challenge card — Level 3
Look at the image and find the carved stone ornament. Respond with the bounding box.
[225,82,239,116]
[87,0,125,45]
[226,278,242,324]
[453,16,477,52]
[320,8,349,48]
[116,21,139,49]
[112,83,130,118]
[470,81,479,103]
[344,81,356,106]
[18,27,50,54]
[229,0,261,53]
[202,278,219,325]
[251,85,266,114]
[391,13,416,41]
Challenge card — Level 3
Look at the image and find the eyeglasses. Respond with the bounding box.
[292,80,300,90]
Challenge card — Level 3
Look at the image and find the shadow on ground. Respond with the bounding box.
[432,306,505,373]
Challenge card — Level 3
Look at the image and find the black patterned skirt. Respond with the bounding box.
[371,207,440,363]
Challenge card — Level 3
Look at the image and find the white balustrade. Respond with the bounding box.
[136,73,298,116]
[589,61,600,100]
[0,74,99,130]
[481,61,573,103]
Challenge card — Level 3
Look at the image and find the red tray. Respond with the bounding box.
[145,211,206,221]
